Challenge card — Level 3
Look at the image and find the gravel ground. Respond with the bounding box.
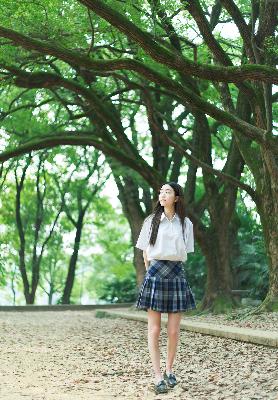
[0,310,277,400]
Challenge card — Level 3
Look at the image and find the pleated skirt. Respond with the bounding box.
[136,259,197,313]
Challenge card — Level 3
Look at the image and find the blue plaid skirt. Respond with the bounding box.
[136,259,197,313]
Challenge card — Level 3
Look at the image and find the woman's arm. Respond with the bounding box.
[143,250,149,270]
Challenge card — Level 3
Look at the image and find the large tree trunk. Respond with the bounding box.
[232,94,278,313]
[254,149,278,312]
[194,111,244,312]
[200,214,240,312]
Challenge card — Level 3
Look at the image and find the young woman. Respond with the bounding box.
[135,182,197,394]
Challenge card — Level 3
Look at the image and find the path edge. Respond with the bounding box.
[95,308,278,348]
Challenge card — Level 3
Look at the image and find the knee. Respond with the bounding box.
[167,327,180,339]
[149,324,161,338]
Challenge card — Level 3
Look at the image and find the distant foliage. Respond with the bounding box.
[184,248,206,303]
[97,276,137,303]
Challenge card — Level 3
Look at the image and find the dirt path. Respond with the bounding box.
[0,310,277,400]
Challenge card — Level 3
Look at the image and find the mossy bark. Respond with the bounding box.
[196,94,246,314]
[200,225,239,314]
[251,149,278,313]
[234,102,278,315]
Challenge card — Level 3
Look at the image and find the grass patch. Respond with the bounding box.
[95,310,119,319]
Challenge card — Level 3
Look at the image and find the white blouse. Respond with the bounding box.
[135,212,194,262]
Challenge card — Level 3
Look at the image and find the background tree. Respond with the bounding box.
[54,147,109,304]
[13,152,65,304]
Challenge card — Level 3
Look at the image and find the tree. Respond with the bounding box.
[13,152,64,303]
[54,147,109,304]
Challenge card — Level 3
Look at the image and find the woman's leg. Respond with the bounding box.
[147,309,163,384]
[166,312,182,374]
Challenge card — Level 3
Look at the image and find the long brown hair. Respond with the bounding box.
[148,182,187,246]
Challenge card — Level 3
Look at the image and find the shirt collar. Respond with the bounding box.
[160,212,177,222]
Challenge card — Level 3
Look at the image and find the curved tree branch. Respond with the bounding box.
[0,23,277,83]
[183,0,257,104]
[0,132,163,189]
[76,0,277,82]
[162,132,258,203]
[1,61,274,149]
[1,63,142,159]
[219,0,255,62]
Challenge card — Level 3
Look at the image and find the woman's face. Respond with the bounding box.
[159,184,178,208]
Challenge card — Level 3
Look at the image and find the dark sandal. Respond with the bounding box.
[154,379,168,394]
[163,371,177,388]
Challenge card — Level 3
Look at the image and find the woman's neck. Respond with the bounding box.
[163,207,175,220]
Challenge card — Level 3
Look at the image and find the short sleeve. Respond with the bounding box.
[135,216,152,251]
[185,218,194,253]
